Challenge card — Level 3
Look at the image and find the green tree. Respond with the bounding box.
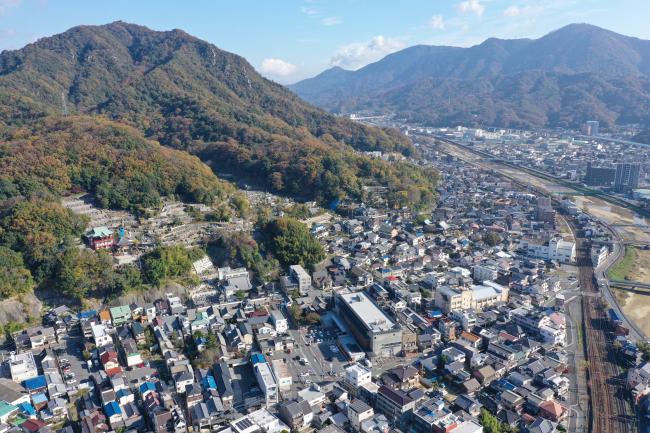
[141,245,195,286]
[304,312,321,326]
[54,247,114,301]
[0,246,34,298]
[264,217,325,268]
[482,231,501,247]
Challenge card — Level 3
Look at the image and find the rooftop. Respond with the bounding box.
[339,291,397,333]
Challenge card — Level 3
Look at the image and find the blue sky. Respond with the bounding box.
[1,0,649,83]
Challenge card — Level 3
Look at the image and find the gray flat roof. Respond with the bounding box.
[339,291,396,333]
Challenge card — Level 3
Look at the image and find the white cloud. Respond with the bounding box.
[0,0,21,14]
[330,35,406,70]
[260,58,296,77]
[428,14,446,30]
[300,5,318,15]
[321,16,342,26]
[458,0,484,16]
[0,28,16,38]
[503,5,521,17]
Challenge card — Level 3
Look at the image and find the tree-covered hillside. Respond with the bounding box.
[0,21,436,207]
[0,116,235,212]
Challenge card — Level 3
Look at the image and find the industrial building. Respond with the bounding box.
[335,291,402,358]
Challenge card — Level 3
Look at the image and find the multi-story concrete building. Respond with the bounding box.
[270,310,288,334]
[336,291,402,358]
[344,364,372,388]
[614,162,641,192]
[7,352,38,383]
[254,362,278,407]
[434,282,508,314]
[520,236,576,263]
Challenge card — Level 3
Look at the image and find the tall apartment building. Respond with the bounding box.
[585,162,615,187]
[614,162,641,192]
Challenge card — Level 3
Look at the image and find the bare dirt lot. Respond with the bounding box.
[614,288,650,336]
[630,248,650,283]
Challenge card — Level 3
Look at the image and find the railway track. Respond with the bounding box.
[575,227,635,433]
[425,137,636,433]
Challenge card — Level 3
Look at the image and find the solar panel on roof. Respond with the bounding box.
[235,419,253,430]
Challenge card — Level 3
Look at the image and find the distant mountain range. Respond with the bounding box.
[290,24,650,129]
[0,21,436,209]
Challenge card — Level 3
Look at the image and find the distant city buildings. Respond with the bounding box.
[585,161,615,187]
[614,162,641,192]
[584,120,600,136]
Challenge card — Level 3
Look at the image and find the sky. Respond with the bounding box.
[1,0,650,84]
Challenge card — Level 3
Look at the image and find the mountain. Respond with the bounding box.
[0,21,436,209]
[290,24,650,129]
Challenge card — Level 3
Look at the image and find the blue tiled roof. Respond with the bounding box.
[104,401,121,417]
[31,393,47,405]
[78,309,97,320]
[139,381,156,394]
[17,402,36,416]
[250,353,266,365]
[23,376,46,390]
[202,375,216,389]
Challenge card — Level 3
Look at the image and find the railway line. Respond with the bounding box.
[424,136,637,433]
[573,221,635,433]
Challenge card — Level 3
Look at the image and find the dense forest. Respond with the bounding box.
[292,24,650,129]
[0,21,436,208]
[0,116,235,211]
[0,22,438,315]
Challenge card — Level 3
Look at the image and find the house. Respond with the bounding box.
[88,227,114,250]
[538,400,567,422]
[347,399,374,432]
[131,321,146,344]
[91,324,112,347]
[0,401,18,423]
[103,401,123,428]
[474,365,497,385]
[383,365,419,391]
[278,399,313,431]
[500,390,525,413]
[375,385,416,425]
[526,417,557,433]
[120,339,143,368]
[110,306,131,327]
[454,394,482,417]
[214,361,234,410]
[99,348,121,376]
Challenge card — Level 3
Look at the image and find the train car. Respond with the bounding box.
[608,308,623,326]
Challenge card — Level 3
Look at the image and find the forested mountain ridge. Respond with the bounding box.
[0,21,434,206]
[0,22,437,318]
[291,23,650,129]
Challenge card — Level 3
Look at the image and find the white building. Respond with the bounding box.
[270,310,288,334]
[473,264,498,282]
[271,359,292,391]
[520,236,576,264]
[91,324,112,347]
[289,265,312,295]
[591,245,609,268]
[7,352,38,382]
[345,364,372,388]
[231,408,288,433]
[348,399,374,432]
[255,362,278,407]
